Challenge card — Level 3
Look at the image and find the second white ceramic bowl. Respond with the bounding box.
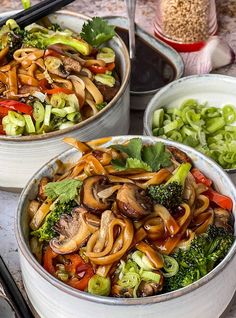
[143,74,236,183]
[16,135,236,318]
[0,10,130,190]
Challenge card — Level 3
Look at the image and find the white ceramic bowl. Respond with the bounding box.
[0,10,130,190]
[16,135,236,318]
[143,74,236,183]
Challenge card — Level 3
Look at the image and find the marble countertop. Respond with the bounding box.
[0,0,236,317]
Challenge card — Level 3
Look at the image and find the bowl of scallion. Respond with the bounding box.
[144,74,236,182]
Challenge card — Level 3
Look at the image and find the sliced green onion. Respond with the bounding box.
[88,275,111,296]
[8,111,25,127]
[67,112,81,123]
[23,115,35,133]
[21,0,31,9]
[223,105,236,124]
[162,255,179,278]
[97,47,115,63]
[64,106,76,114]
[50,93,66,108]
[141,271,161,283]
[118,272,140,289]
[51,108,67,117]
[131,251,154,271]
[59,121,74,130]
[163,118,183,134]
[206,117,225,133]
[33,101,45,123]
[152,109,164,128]
[94,74,115,87]
[44,105,52,126]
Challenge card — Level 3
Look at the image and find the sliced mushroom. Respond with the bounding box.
[38,176,50,201]
[111,285,134,298]
[44,56,69,78]
[61,55,82,73]
[80,175,111,214]
[214,208,234,232]
[137,274,164,297]
[167,146,193,164]
[50,206,98,254]
[116,184,152,219]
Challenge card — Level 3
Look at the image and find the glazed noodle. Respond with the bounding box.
[0,18,119,136]
[28,138,235,297]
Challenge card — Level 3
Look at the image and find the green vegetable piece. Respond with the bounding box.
[81,17,115,48]
[50,93,67,108]
[45,179,82,204]
[141,271,161,283]
[111,138,143,160]
[96,102,107,111]
[21,0,31,9]
[51,108,67,118]
[164,225,235,292]
[88,275,111,296]
[142,142,172,172]
[33,101,45,123]
[148,163,191,210]
[152,108,164,129]
[97,47,115,63]
[94,74,115,87]
[23,114,35,133]
[67,111,81,123]
[31,200,76,242]
[131,251,154,270]
[44,105,52,126]
[23,31,91,55]
[162,255,179,278]
[222,105,236,124]
[206,117,225,133]
[8,111,25,127]
[59,121,74,130]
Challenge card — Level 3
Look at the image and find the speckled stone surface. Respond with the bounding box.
[0,1,236,317]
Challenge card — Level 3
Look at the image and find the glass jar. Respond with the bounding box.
[154,0,218,52]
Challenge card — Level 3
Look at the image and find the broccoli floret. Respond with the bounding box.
[23,29,91,55]
[148,162,191,209]
[164,225,235,292]
[31,200,76,242]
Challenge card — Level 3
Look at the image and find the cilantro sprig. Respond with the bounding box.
[45,179,82,204]
[81,17,115,47]
[110,138,172,172]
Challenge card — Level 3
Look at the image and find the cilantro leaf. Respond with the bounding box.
[111,158,152,172]
[81,17,115,48]
[45,179,82,204]
[142,143,172,171]
[111,138,143,160]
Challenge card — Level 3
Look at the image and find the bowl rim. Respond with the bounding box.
[0,10,131,142]
[16,135,236,306]
[143,74,236,174]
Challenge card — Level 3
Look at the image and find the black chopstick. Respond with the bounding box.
[0,255,34,318]
[0,0,75,28]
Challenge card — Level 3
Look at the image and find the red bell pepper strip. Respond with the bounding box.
[0,106,10,117]
[0,100,32,115]
[0,124,5,135]
[88,62,115,74]
[39,79,73,95]
[205,188,233,211]
[44,49,61,57]
[43,247,94,291]
[191,168,212,187]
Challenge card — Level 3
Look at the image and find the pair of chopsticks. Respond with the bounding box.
[0,255,34,318]
[0,0,75,28]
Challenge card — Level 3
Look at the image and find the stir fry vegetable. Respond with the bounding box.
[0,17,119,136]
[28,138,235,297]
[152,99,236,169]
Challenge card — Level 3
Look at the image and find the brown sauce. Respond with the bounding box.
[115,27,176,92]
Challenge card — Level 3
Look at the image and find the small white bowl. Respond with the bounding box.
[0,10,130,190]
[143,74,236,183]
[16,135,236,318]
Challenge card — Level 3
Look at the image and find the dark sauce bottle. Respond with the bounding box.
[115,27,176,92]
